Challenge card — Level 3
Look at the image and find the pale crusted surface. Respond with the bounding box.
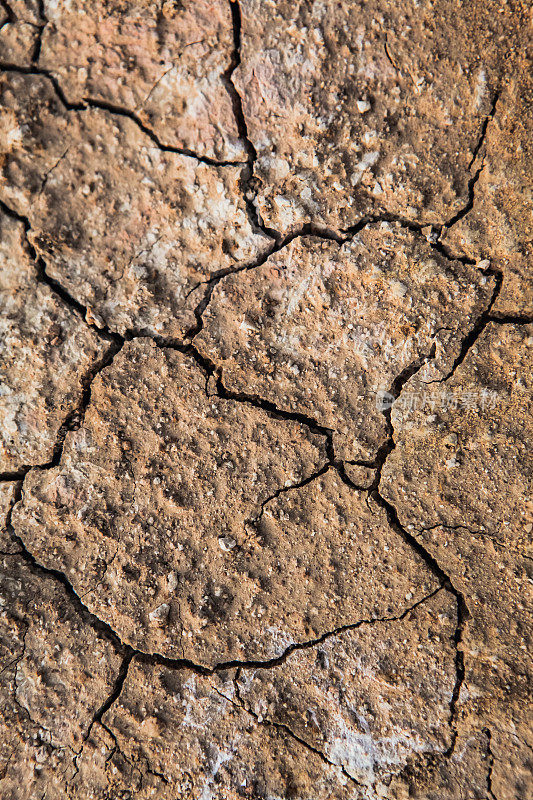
[0,1,531,798]
[196,224,493,460]
[385,728,495,800]
[381,323,533,537]
[0,0,42,27]
[0,481,19,552]
[237,590,457,786]
[69,665,354,800]
[381,323,533,800]
[235,0,528,234]
[39,0,246,161]
[0,211,105,472]
[0,17,39,65]
[0,551,121,800]
[443,76,533,316]
[0,72,270,338]
[0,0,244,161]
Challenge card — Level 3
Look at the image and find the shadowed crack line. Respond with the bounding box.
[0,0,14,30]
[247,457,375,521]
[336,343,439,482]
[222,0,280,241]
[0,469,28,482]
[216,369,335,448]
[1,59,496,353]
[433,239,476,265]
[3,289,466,766]
[28,335,124,471]
[0,196,126,355]
[215,358,388,492]
[424,265,503,384]
[1,171,345,361]
[5,484,126,655]
[1,170,486,375]
[5,470,449,681]
[214,680,364,787]
[0,199,124,471]
[432,91,500,239]
[371,489,468,756]
[243,464,374,554]
[248,463,331,525]
[184,212,473,363]
[38,146,70,194]
[412,522,486,537]
[484,727,497,800]
[344,212,478,267]
[359,353,470,755]
[0,196,478,726]
[334,459,376,493]
[442,161,485,232]
[467,92,500,172]
[139,758,170,787]
[131,586,445,678]
[487,313,533,325]
[153,318,337,448]
[219,2,493,258]
[4,619,27,683]
[0,197,115,334]
[0,56,498,268]
[187,220,343,294]
[3,309,452,681]
[222,0,253,163]
[0,194,339,475]
[323,330,470,754]
[384,34,399,72]
[83,651,135,746]
[0,91,510,773]
[31,0,48,64]
[70,716,144,791]
[78,95,247,167]
[183,221,344,337]
[0,63,246,167]
[35,255,92,322]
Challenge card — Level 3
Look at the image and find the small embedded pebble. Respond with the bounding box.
[149,603,170,626]
[444,433,458,445]
[391,280,408,298]
[219,536,237,552]
[167,572,179,592]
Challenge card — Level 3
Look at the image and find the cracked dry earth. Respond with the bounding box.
[0,2,531,800]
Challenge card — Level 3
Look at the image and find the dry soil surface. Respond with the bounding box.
[0,1,531,799]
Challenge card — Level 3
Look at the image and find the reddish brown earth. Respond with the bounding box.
[0,1,531,798]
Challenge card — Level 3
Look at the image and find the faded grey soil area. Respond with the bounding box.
[0,1,531,798]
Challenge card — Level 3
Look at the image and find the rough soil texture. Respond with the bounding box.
[0,1,531,799]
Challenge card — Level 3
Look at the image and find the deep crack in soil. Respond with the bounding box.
[0,1,531,798]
